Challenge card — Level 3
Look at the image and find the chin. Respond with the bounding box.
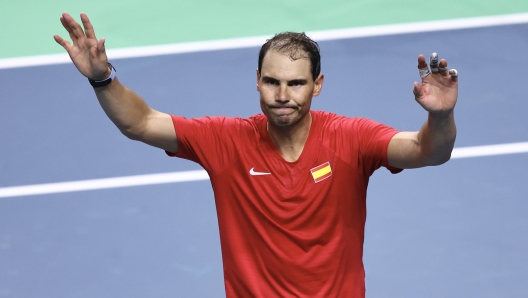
[272,119,292,127]
[270,115,296,127]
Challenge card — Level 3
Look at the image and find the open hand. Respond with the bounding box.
[413,53,458,114]
[53,12,110,80]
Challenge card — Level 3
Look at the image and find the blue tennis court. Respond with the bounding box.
[1,17,527,297]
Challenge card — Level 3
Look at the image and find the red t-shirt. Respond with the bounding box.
[167,110,400,297]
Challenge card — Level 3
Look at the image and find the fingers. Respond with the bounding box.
[53,34,72,51]
[417,54,431,78]
[80,12,97,39]
[449,69,458,83]
[60,15,77,43]
[417,54,427,69]
[440,57,458,82]
[430,53,439,73]
[60,12,97,44]
[56,12,106,58]
[438,58,448,75]
[62,12,86,41]
[417,52,459,80]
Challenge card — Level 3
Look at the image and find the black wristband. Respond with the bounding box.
[89,63,116,88]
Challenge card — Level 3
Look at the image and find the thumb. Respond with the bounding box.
[95,37,108,65]
[97,37,106,54]
[413,82,421,98]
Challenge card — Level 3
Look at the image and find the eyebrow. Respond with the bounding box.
[261,76,308,85]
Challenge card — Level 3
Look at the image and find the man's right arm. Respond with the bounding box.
[94,78,177,153]
[54,12,178,153]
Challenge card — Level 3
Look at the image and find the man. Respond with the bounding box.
[54,12,458,297]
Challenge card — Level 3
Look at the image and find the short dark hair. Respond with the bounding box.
[258,32,321,81]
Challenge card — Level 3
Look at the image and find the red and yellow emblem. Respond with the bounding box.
[310,162,332,183]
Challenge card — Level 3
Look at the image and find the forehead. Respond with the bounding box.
[261,50,312,79]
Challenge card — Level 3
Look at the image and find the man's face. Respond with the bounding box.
[257,50,323,128]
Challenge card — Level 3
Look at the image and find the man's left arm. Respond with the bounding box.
[387,53,458,169]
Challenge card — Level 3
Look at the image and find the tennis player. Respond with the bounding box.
[55,12,458,297]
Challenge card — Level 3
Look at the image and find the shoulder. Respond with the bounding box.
[311,110,363,131]
[204,114,266,142]
[312,111,396,143]
[246,113,267,126]
[172,114,263,129]
[171,114,270,145]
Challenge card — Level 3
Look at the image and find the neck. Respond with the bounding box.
[267,112,312,162]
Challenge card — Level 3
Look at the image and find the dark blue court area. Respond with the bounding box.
[1,23,527,297]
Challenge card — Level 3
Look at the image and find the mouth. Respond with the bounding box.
[268,104,298,111]
[273,107,295,112]
[269,106,298,117]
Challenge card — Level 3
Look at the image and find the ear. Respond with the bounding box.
[313,73,324,97]
[256,68,261,91]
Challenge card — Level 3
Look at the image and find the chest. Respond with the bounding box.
[226,139,365,202]
[211,140,368,229]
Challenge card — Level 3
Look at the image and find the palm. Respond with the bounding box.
[69,35,98,71]
[413,54,458,114]
[53,13,109,80]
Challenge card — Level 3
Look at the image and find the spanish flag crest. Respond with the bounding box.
[310,162,332,183]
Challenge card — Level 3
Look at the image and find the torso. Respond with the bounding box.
[170,110,398,297]
[210,111,369,297]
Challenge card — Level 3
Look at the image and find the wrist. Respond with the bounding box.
[428,107,454,117]
[428,109,455,125]
[89,63,116,88]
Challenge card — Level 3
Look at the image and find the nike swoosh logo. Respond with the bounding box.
[249,167,271,176]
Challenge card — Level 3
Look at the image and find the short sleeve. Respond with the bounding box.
[165,115,246,175]
[354,118,402,175]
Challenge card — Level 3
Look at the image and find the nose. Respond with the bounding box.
[276,84,288,103]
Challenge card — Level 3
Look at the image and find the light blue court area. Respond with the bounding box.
[1,22,528,298]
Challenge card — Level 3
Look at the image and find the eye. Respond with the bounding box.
[288,80,306,87]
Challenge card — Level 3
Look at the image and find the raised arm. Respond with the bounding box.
[387,53,458,169]
[53,12,178,153]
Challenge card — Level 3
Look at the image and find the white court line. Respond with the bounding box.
[1,12,528,70]
[0,170,210,199]
[1,142,527,199]
[450,142,528,159]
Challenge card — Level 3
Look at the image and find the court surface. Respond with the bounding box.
[1,3,528,298]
